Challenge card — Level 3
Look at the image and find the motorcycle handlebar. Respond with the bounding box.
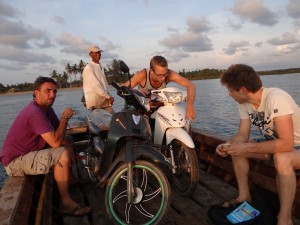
[111,81,121,90]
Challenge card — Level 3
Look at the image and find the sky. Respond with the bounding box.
[0,0,300,85]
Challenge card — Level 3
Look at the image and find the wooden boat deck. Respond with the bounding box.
[63,165,239,225]
[1,125,300,224]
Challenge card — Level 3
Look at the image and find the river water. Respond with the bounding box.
[1,74,300,187]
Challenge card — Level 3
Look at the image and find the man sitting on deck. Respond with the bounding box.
[0,77,91,217]
[215,64,300,225]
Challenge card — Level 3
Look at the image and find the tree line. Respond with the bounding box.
[1,59,300,94]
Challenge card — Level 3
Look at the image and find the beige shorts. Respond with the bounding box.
[5,147,65,176]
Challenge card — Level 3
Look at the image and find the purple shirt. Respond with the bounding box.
[0,101,59,166]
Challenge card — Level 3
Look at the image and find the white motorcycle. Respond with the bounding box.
[149,87,199,196]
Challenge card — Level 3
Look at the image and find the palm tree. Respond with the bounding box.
[62,72,69,88]
[65,63,72,87]
[50,70,62,88]
[72,63,78,87]
[78,60,86,87]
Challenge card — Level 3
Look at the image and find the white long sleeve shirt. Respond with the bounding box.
[82,61,110,109]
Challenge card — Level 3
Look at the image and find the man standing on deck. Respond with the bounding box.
[0,77,91,217]
[215,64,300,225]
[82,45,114,114]
[82,45,114,129]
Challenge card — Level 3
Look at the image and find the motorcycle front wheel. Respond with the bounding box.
[105,160,171,225]
[169,139,199,196]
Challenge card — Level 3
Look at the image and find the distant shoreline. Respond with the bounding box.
[0,87,82,97]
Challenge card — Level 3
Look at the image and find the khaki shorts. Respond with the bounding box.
[5,147,65,176]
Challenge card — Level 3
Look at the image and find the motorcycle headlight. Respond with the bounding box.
[163,91,183,103]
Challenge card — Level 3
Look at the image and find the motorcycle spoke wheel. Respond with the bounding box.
[170,140,199,196]
[105,160,170,225]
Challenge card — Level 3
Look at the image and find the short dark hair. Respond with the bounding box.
[150,56,168,70]
[33,76,57,99]
[220,64,262,93]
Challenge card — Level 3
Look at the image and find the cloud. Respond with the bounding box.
[56,33,120,59]
[56,33,91,56]
[0,17,53,49]
[167,27,179,32]
[254,42,263,47]
[186,17,212,33]
[54,16,65,24]
[267,32,299,45]
[0,46,55,65]
[159,32,212,52]
[295,20,300,35]
[232,0,278,26]
[98,37,120,52]
[267,32,300,56]
[159,16,213,53]
[223,40,250,55]
[0,0,20,18]
[286,0,300,19]
[227,18,243,30]
[154,50,190,63]
[271,44,300,55]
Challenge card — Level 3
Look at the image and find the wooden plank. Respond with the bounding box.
[197,170,238,203]
[67,122,88,135]
[63,160,90,225]
[35,174,49,225]
[0,175,43,225]
[0,176,26,225]
[41,172,56,225]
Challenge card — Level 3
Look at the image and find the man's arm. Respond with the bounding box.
[230,118,251,144]
[168,71,196,120]
[248,115,294,154]
[123,69,146,88]
[41,108,75,149]
[226,115,295,157]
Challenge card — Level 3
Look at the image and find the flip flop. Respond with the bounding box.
[60,205,92,217]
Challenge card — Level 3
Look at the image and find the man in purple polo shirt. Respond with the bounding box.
[0,77,91,217]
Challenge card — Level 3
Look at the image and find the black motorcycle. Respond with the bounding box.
[81,82,171,225]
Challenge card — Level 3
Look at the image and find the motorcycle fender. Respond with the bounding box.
[166,127,195,148]
[132,145,171,167]
[101,145,171,181]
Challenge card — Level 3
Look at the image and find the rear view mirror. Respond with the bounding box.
[120,60,130,74]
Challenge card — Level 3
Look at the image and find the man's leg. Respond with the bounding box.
[54,147,91,215]
[231,156,252,202]
[5,147,91,216]
[274,151,300,225]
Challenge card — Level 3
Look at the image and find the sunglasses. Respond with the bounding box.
[152,69,169,78]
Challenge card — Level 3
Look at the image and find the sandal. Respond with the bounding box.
[221,199,242,208]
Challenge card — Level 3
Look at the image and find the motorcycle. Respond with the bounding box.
[118,60,199,196]
[80,82,171,225]
[149,87,200,196]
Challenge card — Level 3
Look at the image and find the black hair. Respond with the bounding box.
[33,76,57,99]
[221,64,262,93]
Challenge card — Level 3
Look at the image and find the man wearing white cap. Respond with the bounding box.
[82,46,114,114]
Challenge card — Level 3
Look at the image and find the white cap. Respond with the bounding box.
[88,45,103,53]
